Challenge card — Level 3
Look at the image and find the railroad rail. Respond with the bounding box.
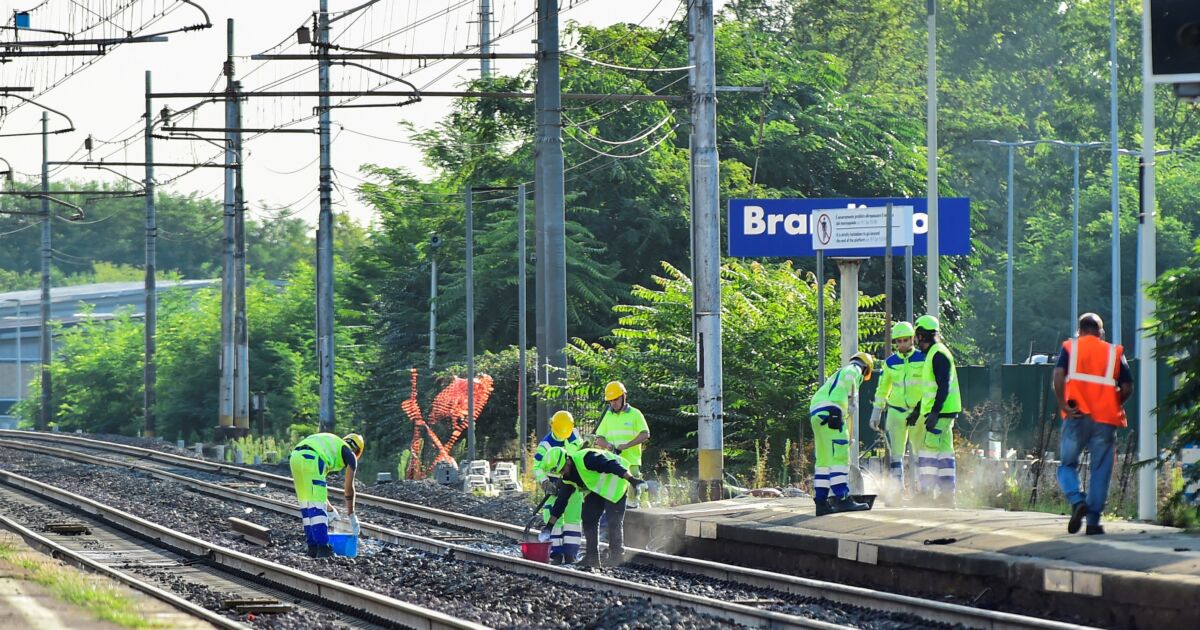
[0,461,487,630]
[0,430,1095,630]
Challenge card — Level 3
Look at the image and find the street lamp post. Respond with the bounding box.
[1046,141,1106,333]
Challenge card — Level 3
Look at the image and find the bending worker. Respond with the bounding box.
[538,445,645,568]
[914,315,961,506]
[809,352,874,516]
[594,381,651,508]
[532,411,585,564]
[1053,313,1133,536]
[869,321,926,497]
[290,432,364,557]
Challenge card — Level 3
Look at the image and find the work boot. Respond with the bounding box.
[602,549,626,566]
[311,544,335,558]
[935,493,956,509]
[1067,502,1087,534]
[830,495,870,513]
[580,553,602,569]
[814,498,835,517]
[306,544,320,557]
[549,552,564,566]
[1085,524,1105,536]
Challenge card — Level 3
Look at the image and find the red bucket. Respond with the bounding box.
[520,541,552,563]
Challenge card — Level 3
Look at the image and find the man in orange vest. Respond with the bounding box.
[1052,313,1134,536]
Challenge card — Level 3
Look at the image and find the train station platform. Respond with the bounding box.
[624,497,1200,629]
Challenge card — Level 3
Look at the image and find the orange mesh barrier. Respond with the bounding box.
[402,368,494,479]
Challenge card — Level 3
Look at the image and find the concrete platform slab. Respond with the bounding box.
[625,497,1200,629]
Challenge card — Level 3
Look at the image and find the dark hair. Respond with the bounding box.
[1078,314,1102,335]
[916,328,936,344]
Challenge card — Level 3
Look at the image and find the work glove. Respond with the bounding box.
[612,446,623,456]
[540,479,558,494]
[327,505,340,522]
[348,513,360,535]
[819,408,844,432]
[628,477,646,490]
[906,407,921,427]
[868,407,882,432]
[924,414,940,434]
[538,525,553,543]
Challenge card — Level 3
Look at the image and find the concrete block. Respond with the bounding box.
[685,519,700,538]
[1073,572,1102,597]
[858,543,878,565]
[838,539,858,561]
[700,521,717,539]
[1044,568,1073,593]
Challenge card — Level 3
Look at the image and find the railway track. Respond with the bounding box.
[0,430,1094,630]
[0,465,486,630]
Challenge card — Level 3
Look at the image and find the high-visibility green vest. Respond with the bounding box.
[919,342,962,415]
[566,449,629,503]
[809,364,864,413]
[873,349,927,412]
[595,405,649,467]
[533,432,581,482]
[296,433,348,473]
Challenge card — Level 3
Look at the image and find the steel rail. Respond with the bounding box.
[0,431,1096,630]
[0,463,487,630]
[0,438,845,630]
[0,511,248,630]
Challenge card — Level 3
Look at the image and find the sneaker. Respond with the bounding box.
[814,499,834,516]
[830,495,870,513]
[1085,524,1105,536]
[1067,502,1087,534]
[627,499,640,509]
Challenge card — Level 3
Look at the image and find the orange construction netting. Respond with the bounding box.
[402,368,494,479]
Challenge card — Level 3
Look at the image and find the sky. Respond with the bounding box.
[0,0,721,226]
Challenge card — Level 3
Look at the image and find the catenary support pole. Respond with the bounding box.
[219,19,235,434]
[39,112,50,432]
[479,0,492,78]
[1110,0,1122,348]
[517,184,528,471]
[233,77,249,435]
[837,258,863,483]
[429,256,437,371]
[905,246,914,323]
[926,0,939,317]
[1005,144,1015,364]
[466,188,476,462]
[1137,0,1156,521]
[1071,146,1080,333]
[690,0,724,502]
[534,0,565,439]
[144,71,157,438]
[317,0,336,433]
[885,203,893,348]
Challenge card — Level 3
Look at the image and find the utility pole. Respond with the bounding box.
[466,188,476,462]
[517,183,528,471]
[429,254,438,371]
[317,0,336,433]
[690,0,724,502]
[233,74,249,436]
[534,0,565,439]
[926,0,939,317]
[39,111,51,431]
[219,20,236,436]
[143,71,157,438]
[479,0,492,78]
[1109,0,1122,349]
[1137,0,1156,522]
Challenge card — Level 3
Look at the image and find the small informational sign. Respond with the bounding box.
[811,205,914,251]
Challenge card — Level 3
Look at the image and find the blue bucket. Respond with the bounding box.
[329,533,358,557]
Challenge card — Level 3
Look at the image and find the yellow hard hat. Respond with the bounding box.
[550,410,575,440]
[603,381,627,402]
[850,352,875,381]
[539,446,568,475]
[342,433,365,457]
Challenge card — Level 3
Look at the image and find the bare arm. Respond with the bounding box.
[620,430,650,451]
[343,468,356,515]
[1118,381,1133,405]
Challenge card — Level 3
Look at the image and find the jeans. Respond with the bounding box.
[582,491,626,558]
[1057,414,1117,527]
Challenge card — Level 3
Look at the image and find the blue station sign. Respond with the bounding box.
[728,197,971,258]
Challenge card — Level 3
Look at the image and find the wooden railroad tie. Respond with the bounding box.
[222,597,292,614]
[44,522,91,535]
[227,517,271,546]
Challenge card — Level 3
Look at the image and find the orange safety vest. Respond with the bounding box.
[1061,335,1127,427]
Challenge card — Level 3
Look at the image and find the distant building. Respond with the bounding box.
[0,280,218,428]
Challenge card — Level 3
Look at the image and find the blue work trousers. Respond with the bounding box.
[1056,415,1117,528]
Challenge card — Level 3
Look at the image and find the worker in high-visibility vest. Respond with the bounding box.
[809,352,874,516]
[1053,313,1133,536]
[869,321,926,495]
[537,446,645,568]
[289,432,364,557]
[532,411,585,563]
[594,381,651,507]
[914,315,961,506]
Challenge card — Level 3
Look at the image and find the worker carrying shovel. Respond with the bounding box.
[289,432,364,557]
[532,411,585,564]
[537,445,645,568]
